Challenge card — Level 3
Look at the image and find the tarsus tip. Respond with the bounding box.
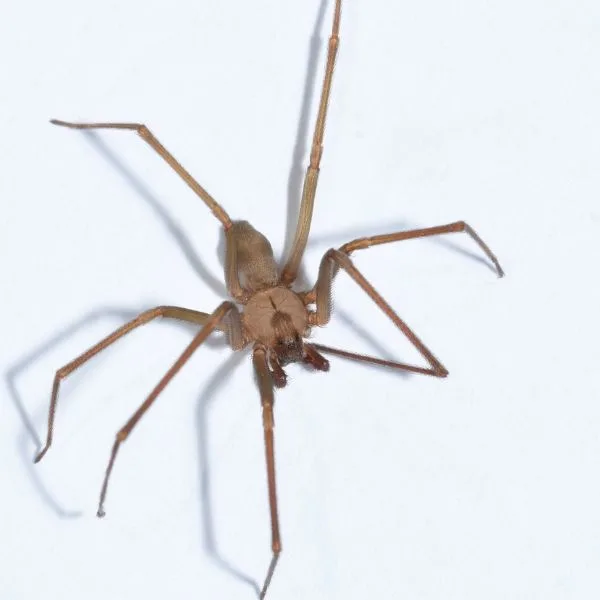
[33,448,47,463]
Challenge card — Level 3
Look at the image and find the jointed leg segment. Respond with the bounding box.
[50,119,232,229]
[312,249,449,377]
[34,305,220,463]
[303,220,504,304]
[281,0,342,284]
[253,347,282,599]
[340,221,504,277]
[97,301,239,517]
[98,302,239,517]
[34,302,243,517]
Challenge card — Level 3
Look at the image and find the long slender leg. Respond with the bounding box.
[311,249,448,377]
[303,220,503,304]
[34,305,242,463]
[310,343,441,376]
[50,120,232,229]
[341,221,504,276]
[252,346,281,599]
[281,0,342,284]
[97,301,239,517]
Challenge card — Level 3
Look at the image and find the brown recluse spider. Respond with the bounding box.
[35,0,504,597]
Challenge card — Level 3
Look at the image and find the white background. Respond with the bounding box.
[1,1,599,599]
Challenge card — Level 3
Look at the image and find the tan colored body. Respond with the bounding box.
[39,1,503,598]
[228,221,279,293]
[242,286,309,347]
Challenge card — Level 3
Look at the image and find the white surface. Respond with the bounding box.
[1,1,599,599]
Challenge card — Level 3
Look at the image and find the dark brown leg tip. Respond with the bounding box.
[33,448,48,463]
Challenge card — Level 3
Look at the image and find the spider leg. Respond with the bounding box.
[97,302,241,517]
[303,221,503,303]
[310,343,441,376]
[253,346,281,599]
[311,249,448,377]
[50,119,232,229]
[340,221,504,277]
[34,305,241,462]
[281,0,342,284]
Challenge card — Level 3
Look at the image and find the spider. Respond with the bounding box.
[35,0,504,597]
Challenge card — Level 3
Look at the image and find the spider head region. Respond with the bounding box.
[242,286,329,387]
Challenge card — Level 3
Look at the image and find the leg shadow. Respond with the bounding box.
[195,349,260,597]
[80,130,228,297]
[5,307,138,517]
[428,233,495,274]
[6,305,226,518]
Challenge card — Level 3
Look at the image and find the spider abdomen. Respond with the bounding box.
[229,221,279,292]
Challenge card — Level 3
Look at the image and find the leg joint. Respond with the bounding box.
[137,124,150,138]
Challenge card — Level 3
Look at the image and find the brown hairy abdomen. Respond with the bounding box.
[230,221,279,292]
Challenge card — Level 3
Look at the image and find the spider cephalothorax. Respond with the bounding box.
[236,222,330,387]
